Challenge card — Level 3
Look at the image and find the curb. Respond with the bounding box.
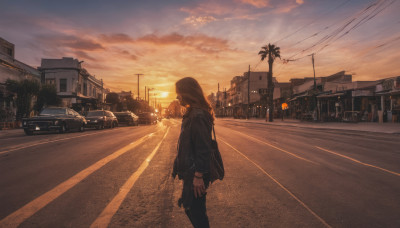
[218,119,400,134]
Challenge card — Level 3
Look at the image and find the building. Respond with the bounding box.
[117,91,133,100]
[39,57,105,112]
[288,71,352,120]
[217,71,279,118]
[0,37,40,122]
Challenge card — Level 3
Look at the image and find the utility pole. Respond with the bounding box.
[135,74,143,100]
[311,53,318,121]
[311,53,316,90]
[247,65,251,119]
[147,88,154,104]
[217,83,220,108]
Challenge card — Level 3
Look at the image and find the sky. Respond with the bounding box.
[1,0,399,106]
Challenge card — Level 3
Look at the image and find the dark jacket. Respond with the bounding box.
[172,107,213,209]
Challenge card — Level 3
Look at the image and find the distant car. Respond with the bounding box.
[85,110,118,129]
[114,111,139,126]
[138,112,157,125]
[22,107,86,135]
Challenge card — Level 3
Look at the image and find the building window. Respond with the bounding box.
[6,48,13,57]
[83,81,87,96]
[60,79,67,92]
[46,79,55,85]
[259,76,262,80]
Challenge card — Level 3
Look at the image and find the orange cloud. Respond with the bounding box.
[240,0,270,8]
[99,33,134,43]
[274,3,299,13]
[184,15,217,26]
[180,1,241,16]
[135,33,232,54]
[37,34,105,51]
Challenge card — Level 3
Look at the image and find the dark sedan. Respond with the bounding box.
[85,110,118,129]
[22,107,86,135]
[114,111,139,126]
[138,112,157,125]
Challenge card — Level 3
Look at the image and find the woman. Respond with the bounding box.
[172,77,214,228]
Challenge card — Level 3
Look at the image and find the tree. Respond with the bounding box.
[6,79,40,120]
[124,95,142,113]
[258,43,281,122]
[35,84,61,111]
[167,100,183,118]
[106,92,120,112]
[106,92,119,104]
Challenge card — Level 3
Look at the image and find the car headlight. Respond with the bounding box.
[94,120,98,123]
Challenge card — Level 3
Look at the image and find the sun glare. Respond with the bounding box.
[160,92,169,98]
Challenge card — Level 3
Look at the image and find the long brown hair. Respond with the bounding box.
[176,77,214,122]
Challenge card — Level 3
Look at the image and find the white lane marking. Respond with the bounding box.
[220,138,332,228]
[0,129,122,155]
[225,127,317,164]
[0,132,156,228]
[316,146,400,177]
[90,127,170,228]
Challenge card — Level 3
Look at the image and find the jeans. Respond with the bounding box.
[185,194,210,228]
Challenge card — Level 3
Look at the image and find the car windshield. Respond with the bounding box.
[39,108,66,115]
[87,111,104,117]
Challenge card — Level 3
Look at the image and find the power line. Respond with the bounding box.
[274,0,353,44]
[283,0,395,62]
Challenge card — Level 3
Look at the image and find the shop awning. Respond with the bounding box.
[376,89,400,96]
[317,92,345,98]
[287,94,309,102]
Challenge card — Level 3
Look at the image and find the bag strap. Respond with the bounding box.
[212,124,216,140]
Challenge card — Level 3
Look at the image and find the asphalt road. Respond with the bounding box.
[0,119,399,228]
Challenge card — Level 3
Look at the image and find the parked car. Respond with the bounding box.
[22,107,86,135]
[138,112,157,125]
[114,111,139,126]
[85,110,118,129]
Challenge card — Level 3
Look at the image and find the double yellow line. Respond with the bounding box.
[0,127,170,228]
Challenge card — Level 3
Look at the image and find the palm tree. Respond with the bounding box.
[258,43,281,122]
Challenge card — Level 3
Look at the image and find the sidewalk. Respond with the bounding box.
[218,118,400,134]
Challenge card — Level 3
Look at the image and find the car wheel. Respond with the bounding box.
[24,129,33,135]
[79,124,85,132]
[59,123,66,134]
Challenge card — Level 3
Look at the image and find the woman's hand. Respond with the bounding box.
[193,172,206,198]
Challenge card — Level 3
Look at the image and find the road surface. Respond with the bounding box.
[0,119,399,227]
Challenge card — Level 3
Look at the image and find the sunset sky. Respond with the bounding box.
[1,0,399,106]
